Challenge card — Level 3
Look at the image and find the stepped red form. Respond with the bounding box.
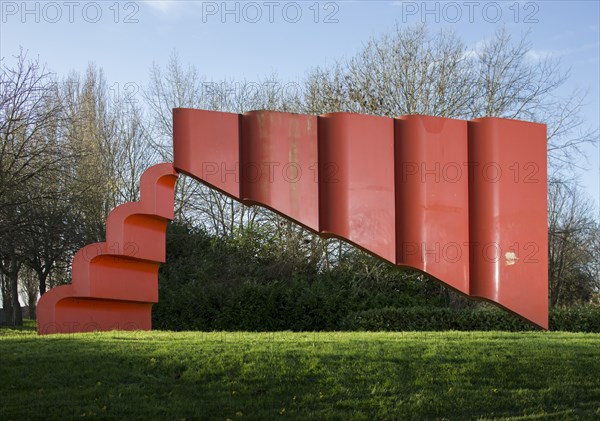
[37,109,548,334]
[37,163,178,334]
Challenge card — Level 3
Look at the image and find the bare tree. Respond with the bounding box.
[548,182,599,306]
[0,50,67,325]
[301,23,598,303]
[112,103,159,203]
[303,24,474,118]
[471,28,597,173]
[142,52,330,280]
[18,265,38,320]
[0,54,159,323]
[59,64,159,240]
[303,24,597,169]
[143,52,295,234]
[0,50,63,206]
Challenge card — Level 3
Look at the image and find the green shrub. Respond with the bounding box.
[550,306,600,332]
[341,306,600,332]
[153,222,600,332]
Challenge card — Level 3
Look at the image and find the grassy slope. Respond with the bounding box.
[1,325,599,420]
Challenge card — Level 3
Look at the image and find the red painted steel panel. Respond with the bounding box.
[241,111,319,231]
[173,108,240,197]
[40,298,152,335]
[106,205,169,263]
[86,256,159,303]
[468,118,548,329]
[395,115,470,294]
[318,113,396,262]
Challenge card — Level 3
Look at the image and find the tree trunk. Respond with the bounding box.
[30,268,49,321]
[27,293,37,320]
[0,254,23,326]
[8,254,23,326]
[38,269,47,295]
[0,271,13,325]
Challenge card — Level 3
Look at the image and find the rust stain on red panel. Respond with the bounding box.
[173,108,240,197]
[241,111,319,231]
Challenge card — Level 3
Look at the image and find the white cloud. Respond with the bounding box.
[462,40,486,60]
[143,1,180,14]
[525,49,554,62]
[525,42,599,63]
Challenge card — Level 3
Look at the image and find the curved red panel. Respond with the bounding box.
[173,108,240,197]
[172,108,548,329]
[395,115,470,294]
[319,112,396,262]
[468,118,548,328]
[241,110,319,231]
[37,163,178,335]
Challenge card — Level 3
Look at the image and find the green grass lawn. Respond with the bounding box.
[1,323,599,420]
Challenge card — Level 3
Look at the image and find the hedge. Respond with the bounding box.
[341,306,600,332]
[153,223,600,332]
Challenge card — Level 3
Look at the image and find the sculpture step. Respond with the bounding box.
[38,289,152,334]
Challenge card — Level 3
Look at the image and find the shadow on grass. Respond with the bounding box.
[1,330,599,420]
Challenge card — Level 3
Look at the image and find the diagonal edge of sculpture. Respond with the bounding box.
[37,109,548,334]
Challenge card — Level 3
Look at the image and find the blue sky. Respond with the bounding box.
[1,0,599,214]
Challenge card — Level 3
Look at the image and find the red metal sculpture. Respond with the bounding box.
[37,109,548,334]
[37,163,178,334]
